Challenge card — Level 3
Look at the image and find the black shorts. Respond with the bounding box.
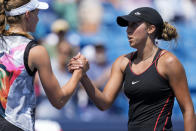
[0,115,23,131]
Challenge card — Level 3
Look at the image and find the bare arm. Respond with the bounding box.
[159,52,196,131]
[79,56,127,110]
[29,45,83,109]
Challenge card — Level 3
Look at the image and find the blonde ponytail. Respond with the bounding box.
[1,0,33,39]
[160,22,178,42]
[0,0,6,34]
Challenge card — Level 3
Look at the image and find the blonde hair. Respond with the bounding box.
[160,22,178,42]
[0,0,6,34]
[0,0,33,39]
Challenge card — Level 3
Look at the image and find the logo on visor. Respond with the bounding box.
[134,12,141,16]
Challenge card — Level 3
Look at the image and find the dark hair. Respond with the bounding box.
[0,0,32,39]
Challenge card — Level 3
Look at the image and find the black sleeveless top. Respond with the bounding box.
[123,48,174,131]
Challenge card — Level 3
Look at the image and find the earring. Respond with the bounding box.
[155,40,158,45]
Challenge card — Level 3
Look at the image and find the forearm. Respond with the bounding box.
[183,110,196,131]
[80,74,111,110]
[57,70,82,109]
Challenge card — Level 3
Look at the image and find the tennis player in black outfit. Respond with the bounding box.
[69,7,196,131]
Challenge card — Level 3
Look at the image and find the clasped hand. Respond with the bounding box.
[68,53,89,74]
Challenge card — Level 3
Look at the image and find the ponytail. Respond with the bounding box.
[0,0,33,39]
[0,0,6,34]
[159,22,178,42]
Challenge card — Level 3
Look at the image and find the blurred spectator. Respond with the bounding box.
[154,0,195,22]
[81,45,96,62]
[101,0,123,26]
[43,19,80,57]
[78,0,103,33]
[36,41,77,121]
[120,0,152,14]
[87,44,111,89]
[52,0,78,29]
[76,0,106,49]
[89,44,128,116]
[192,0,196,5]
[100,0,135,62]
[45,19,69,46]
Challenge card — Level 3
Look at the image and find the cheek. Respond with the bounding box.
[135,27,148,40]
[135,26,146,35]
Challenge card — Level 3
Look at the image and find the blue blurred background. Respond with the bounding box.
[33,0,196,131]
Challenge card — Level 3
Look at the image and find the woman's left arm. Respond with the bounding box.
[161,52,196,131]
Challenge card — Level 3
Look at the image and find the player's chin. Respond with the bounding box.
[129,41,136,48]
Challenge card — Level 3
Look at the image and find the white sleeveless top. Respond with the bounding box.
[0,35,37,131]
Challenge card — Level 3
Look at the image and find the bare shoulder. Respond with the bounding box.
[159,50,184,76]
[29,45,50,69]
[160,51,181,67]
[29,45,49,57]
[112,53,132,73]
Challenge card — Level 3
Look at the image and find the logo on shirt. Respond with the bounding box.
[132,81,140,85]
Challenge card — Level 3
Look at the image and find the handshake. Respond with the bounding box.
[68,53,89,74]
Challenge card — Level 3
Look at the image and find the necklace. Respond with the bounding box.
[138,46,157,61]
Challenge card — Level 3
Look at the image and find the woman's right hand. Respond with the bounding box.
[68,53,89,74]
